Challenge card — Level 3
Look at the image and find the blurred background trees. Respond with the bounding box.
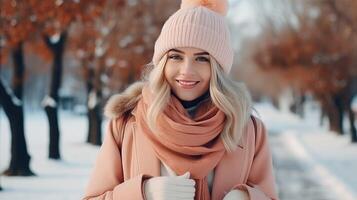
[233,0,357,142]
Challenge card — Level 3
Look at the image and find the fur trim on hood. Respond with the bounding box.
[104,81,145,119]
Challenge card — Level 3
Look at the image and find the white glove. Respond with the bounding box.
[223,189,249,200]
[144,171,196,200]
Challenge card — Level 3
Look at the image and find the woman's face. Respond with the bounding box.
[164,47,211,101]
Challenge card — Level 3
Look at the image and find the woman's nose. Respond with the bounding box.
[179,59,194,75]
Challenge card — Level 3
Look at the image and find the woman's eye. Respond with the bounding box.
[197,56,210,62]
[168,55,182,60]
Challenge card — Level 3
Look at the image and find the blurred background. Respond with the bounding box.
[0,0,356,199]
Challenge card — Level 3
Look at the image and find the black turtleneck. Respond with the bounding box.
[171,90,210,118]
[173,90,210,109]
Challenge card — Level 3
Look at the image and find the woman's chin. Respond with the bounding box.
[175,93,200,101]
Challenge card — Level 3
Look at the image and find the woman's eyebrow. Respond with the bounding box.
[194,52,209,56]
[169,49,184,54]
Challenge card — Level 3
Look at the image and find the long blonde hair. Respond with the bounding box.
[142,53,252,152]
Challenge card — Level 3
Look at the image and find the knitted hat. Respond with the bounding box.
[152,0,234,74]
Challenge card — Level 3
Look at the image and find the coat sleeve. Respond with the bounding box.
[231,117,279,200]
[82,118,150,200]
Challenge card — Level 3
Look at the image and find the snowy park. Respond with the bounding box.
[1,0,357,199]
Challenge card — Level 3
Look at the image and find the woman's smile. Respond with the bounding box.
[176,80,200,88]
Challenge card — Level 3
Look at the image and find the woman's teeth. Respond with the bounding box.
[176,80,200,89]
[177,80,198,86]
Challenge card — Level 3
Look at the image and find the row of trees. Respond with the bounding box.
[245,0,356,141]
[0,0,179,179]
[1,0,107,176]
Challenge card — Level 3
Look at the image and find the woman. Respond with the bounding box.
[83,0,278,199]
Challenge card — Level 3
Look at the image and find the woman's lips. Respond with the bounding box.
[176,80,199,88]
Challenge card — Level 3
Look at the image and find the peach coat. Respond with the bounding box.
[82,82,279,200]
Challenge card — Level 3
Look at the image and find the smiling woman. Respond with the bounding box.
[165,47,211,101]
[82,0,279,200]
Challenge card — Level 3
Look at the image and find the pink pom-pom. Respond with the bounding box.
[180,0,229,16]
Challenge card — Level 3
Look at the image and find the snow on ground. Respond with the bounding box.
[255,101,357,200]
[0,110,107,200]
[0,101,356,200]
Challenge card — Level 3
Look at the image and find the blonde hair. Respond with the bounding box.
[142,53,252,152]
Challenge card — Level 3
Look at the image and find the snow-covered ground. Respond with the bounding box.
[0,101,356,200]
[0,111,106,199]
[256,101,357,200]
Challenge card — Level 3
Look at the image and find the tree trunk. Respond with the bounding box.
[43,32,67,159]
[87,101,102,145]
[0,43,35,176]
[44,106,60,159]
[333,95,344,135]
[321,95,342,134]
[348,102,357,142]
[345,77,357,142]
[327,109,342,134]
[84,59,103,146]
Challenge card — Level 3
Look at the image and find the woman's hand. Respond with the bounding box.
[223,189,249,200]
[144,172,196,200]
